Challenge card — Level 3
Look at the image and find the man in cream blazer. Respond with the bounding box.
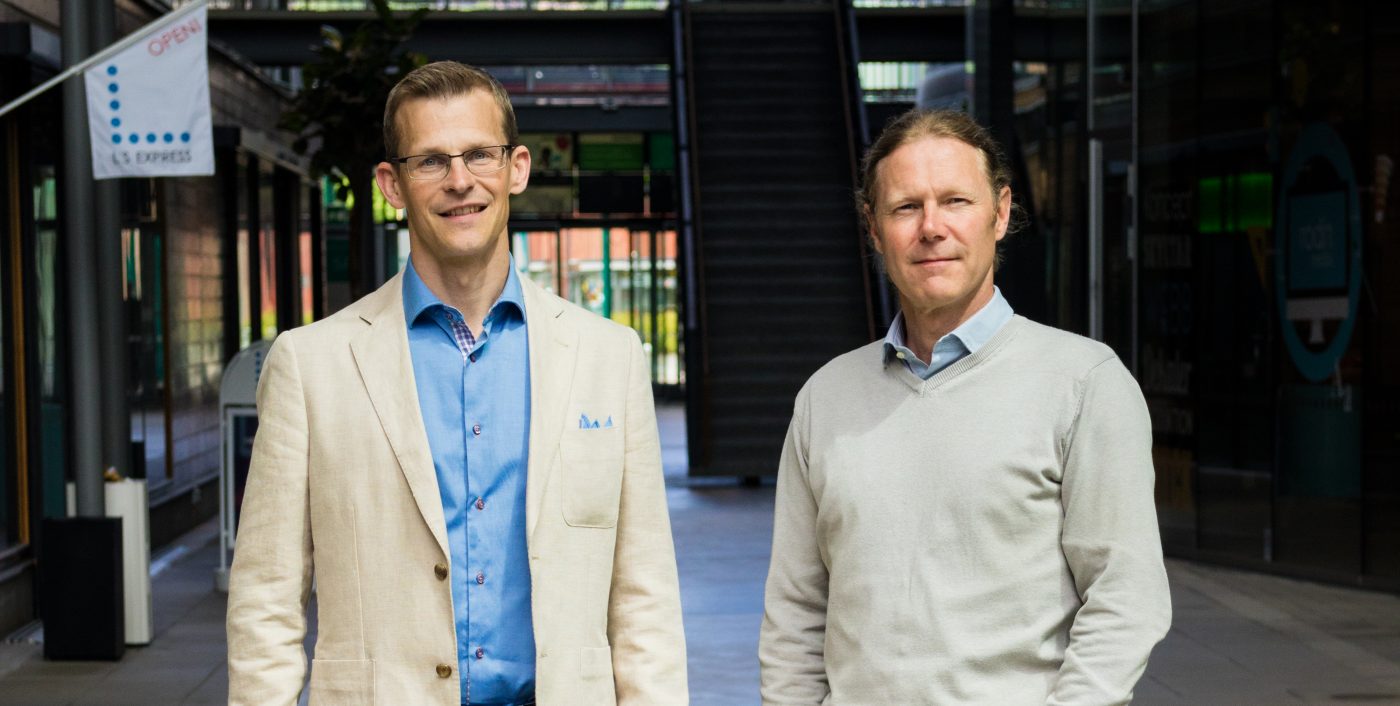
[227,62,687,706]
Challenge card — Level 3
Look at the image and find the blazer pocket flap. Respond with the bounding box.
[309,658,375,706]
[561,432,624,529]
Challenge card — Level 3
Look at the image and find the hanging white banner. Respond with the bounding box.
[85,3,213,179]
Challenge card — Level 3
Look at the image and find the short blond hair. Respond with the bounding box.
[382,61,517,158]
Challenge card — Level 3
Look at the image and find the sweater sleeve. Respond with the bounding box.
[1050,357,1173,706]
[759,387,831,705]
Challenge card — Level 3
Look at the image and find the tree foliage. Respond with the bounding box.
[278,0,427,296]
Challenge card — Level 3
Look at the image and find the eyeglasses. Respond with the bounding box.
[388,145,516,180]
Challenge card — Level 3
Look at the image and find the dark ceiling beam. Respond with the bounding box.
[211,7,1128,68]
[514,103,671,132]
[207,10,672,66]
[855,7,1131,64]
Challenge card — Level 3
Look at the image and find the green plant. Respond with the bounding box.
[278,0,426,300]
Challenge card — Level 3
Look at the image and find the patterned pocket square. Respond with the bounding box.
[578,414,614,429]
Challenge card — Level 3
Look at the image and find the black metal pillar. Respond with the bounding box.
[60,0,103,515]
[274,167,299,332]
[90,0,129,481]
[245,156,263,340]
[967,0,1048,323]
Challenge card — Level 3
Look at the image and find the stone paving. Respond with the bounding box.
[1,404,1398,705]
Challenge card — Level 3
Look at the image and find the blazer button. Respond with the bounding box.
[434,563,448,580]
[436,663,453,678]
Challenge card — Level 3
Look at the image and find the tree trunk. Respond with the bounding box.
[347,166,378,300]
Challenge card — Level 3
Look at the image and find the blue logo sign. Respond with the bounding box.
[1274,124,1362,382]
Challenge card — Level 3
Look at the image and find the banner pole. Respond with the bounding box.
[61,0,103,518]
[0,0,207,120]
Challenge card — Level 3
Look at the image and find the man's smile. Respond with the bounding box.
[440,204,486,217]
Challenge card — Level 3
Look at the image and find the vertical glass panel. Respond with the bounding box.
[1139,0,1200,553]
[300,232,314,326]
[1270,0,1366,575]
[125,221,167,481]
[299,186,314,326]
[236,154,251,349]
[514,229,561,296]
[561,227,608,318]
[34,164,65,519]
[656,229,681,386]
[509,226,680,385]
[258,162,277,340]
[1364,6,1400,579]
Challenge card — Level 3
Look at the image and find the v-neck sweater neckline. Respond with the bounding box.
[885,315,1027,394]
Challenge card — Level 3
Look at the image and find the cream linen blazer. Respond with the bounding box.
[226,272,687,706]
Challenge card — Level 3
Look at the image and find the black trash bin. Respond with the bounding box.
[40,517,125,661]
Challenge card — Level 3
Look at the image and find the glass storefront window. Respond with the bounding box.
[33,165,65,521]
[236,153,252,349]
[258,162,278,340]
[512,226,681,385]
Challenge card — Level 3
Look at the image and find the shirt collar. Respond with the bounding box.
[882,286,1014,364]
[402,255,526,326]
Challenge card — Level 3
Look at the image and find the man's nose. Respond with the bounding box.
[442,156,474,192]
[919,206,947,240]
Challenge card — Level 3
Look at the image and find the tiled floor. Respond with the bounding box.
[2,404,1398,705]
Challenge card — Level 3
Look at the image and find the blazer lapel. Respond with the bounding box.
[349,273,450,558]
[522,276,577,541]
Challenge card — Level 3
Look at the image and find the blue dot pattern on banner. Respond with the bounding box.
[103,66,192,153]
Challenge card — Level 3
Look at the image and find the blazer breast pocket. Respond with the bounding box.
[560,429,624,529]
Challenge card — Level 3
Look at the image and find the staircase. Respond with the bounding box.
[678,2,874,477]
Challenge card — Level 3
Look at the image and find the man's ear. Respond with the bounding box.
[994,185,1012,242]
[374,162,407,210]
[509,145,531,196]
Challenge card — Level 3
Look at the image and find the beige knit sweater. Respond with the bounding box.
[760,316,1171,705]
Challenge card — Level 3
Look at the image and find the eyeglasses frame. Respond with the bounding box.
[386,144,518,181]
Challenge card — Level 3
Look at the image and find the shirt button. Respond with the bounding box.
[476,572,485,585]
[469,353,477,362]
[475,498,485,511]
[436,663,453,678]
[434,563,448,580]
[472,424,482,436]
[475,647,485,660]
[896,351,906,360]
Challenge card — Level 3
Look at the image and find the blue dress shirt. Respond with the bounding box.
[403,258,535,705]
[883,286,1014,378]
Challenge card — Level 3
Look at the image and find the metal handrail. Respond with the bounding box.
[668,0,711,470]
[832,0,885,338]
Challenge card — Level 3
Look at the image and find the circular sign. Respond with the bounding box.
[1274,123,1363,382]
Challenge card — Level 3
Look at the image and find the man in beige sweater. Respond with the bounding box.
[759,109,1171,705]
